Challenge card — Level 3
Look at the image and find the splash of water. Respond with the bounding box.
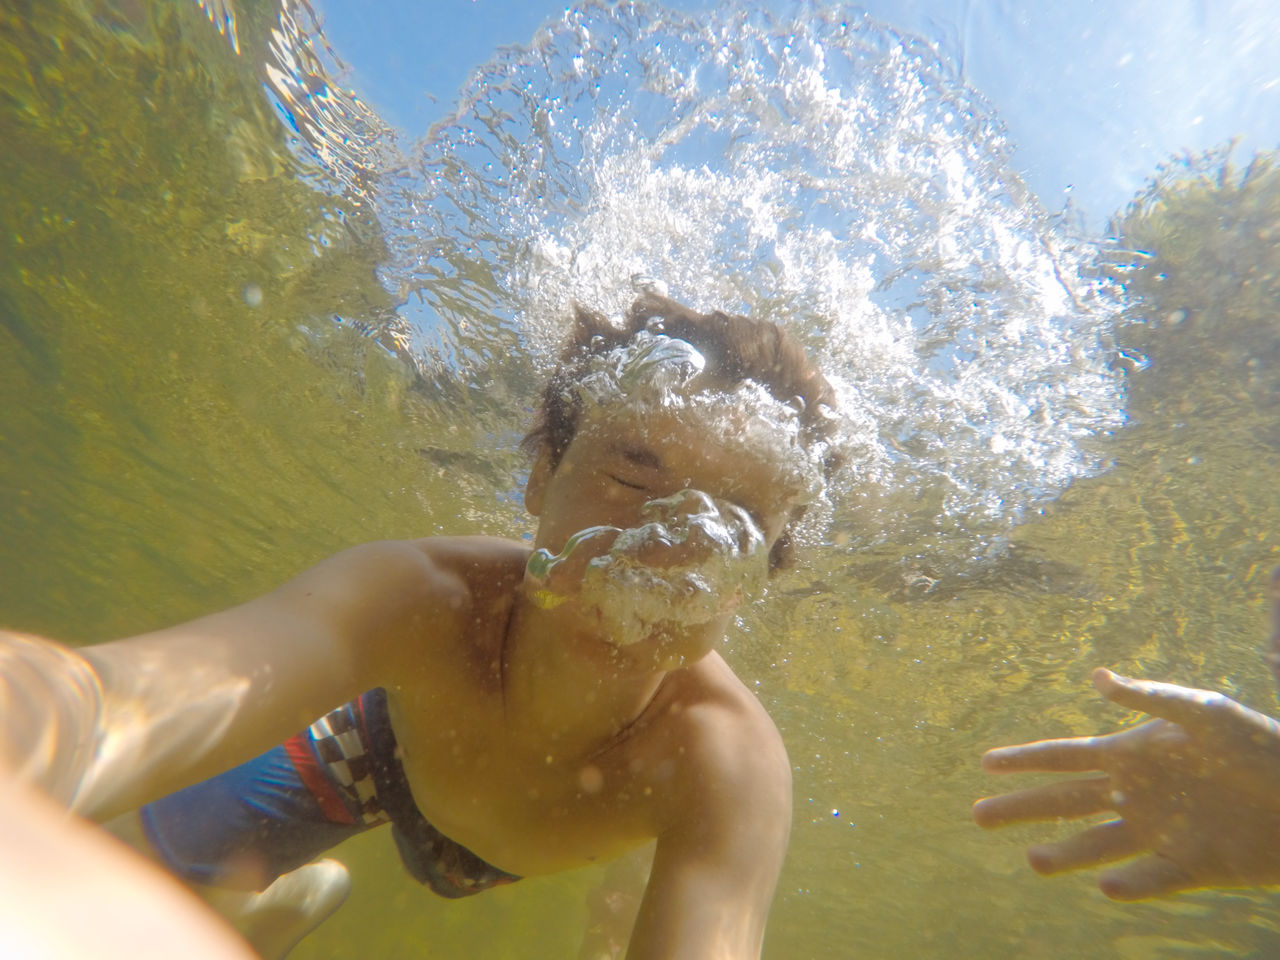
[238,0,1130,564]
[261,0,400,211]
[196,0,240,55]
[194,0,416,354]
[217,0,403,244]
[373,0,1128,563]
[578,327,707,404]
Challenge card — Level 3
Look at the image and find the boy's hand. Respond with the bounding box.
[973,568,1280,899]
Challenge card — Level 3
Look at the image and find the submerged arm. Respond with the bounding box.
[3,537,524,821]
[973,569,1280,899]
[973,667,1280,898]
[627,707,792,960]
[578,844,655,960]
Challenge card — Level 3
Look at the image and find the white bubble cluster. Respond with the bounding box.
[526,489,768,648]
[384,1,1128,563]
[576,330,829,507]
[576,329,707,407]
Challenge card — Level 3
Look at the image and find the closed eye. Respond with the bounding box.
[608,474,647,491]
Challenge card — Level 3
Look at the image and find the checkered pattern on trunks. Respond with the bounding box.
[308,705,391,827]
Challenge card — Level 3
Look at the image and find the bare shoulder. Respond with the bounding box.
[275,536,527,610]
[257,536,529,675]
[410,535,532,584]
[651,654,792,827]
[409,536,532,628]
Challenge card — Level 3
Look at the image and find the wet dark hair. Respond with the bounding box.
[522,293,837,569]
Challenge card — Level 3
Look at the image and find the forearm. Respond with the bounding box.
[626,865,773,960]
[626,815,786,960]
[76,602,368,821]
[0,639,258,959]
[0,614,364,823]
[0,772,258,960]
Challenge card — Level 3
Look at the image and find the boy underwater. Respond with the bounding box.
[93,292,839,959]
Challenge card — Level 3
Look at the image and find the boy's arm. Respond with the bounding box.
[4,537,525,821]
[578,844,654,960]
[626,709,792,960]
[973,667,1280,898]
[0,772,259,960]
[974,570,1280,899]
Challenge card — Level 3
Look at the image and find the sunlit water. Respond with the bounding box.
[2,0,1279,957]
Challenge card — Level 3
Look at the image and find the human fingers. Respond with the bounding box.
[972,776,1113,829]
[980,736,1109,775]
[1027,819,1142,876]
[1092,668,1227,731]
[1098,855,1193,901]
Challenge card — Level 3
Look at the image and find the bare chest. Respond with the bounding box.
[384,684,684,876]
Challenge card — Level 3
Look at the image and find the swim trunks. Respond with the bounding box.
[140,688,520,898]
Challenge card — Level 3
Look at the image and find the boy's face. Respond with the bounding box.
[524,360,817,659]
[528,397,799,554]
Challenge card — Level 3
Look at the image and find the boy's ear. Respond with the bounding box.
[524,447,553,516]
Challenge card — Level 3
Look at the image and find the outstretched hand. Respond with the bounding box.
[973,570,1280,900]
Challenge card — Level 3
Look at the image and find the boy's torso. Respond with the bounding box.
[383,536,763,877]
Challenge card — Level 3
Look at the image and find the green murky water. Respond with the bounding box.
[3,1,1280,957]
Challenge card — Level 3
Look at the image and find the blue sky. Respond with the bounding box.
[313,0,1280,227]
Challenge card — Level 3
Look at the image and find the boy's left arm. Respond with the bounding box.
[625,709,792,960]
